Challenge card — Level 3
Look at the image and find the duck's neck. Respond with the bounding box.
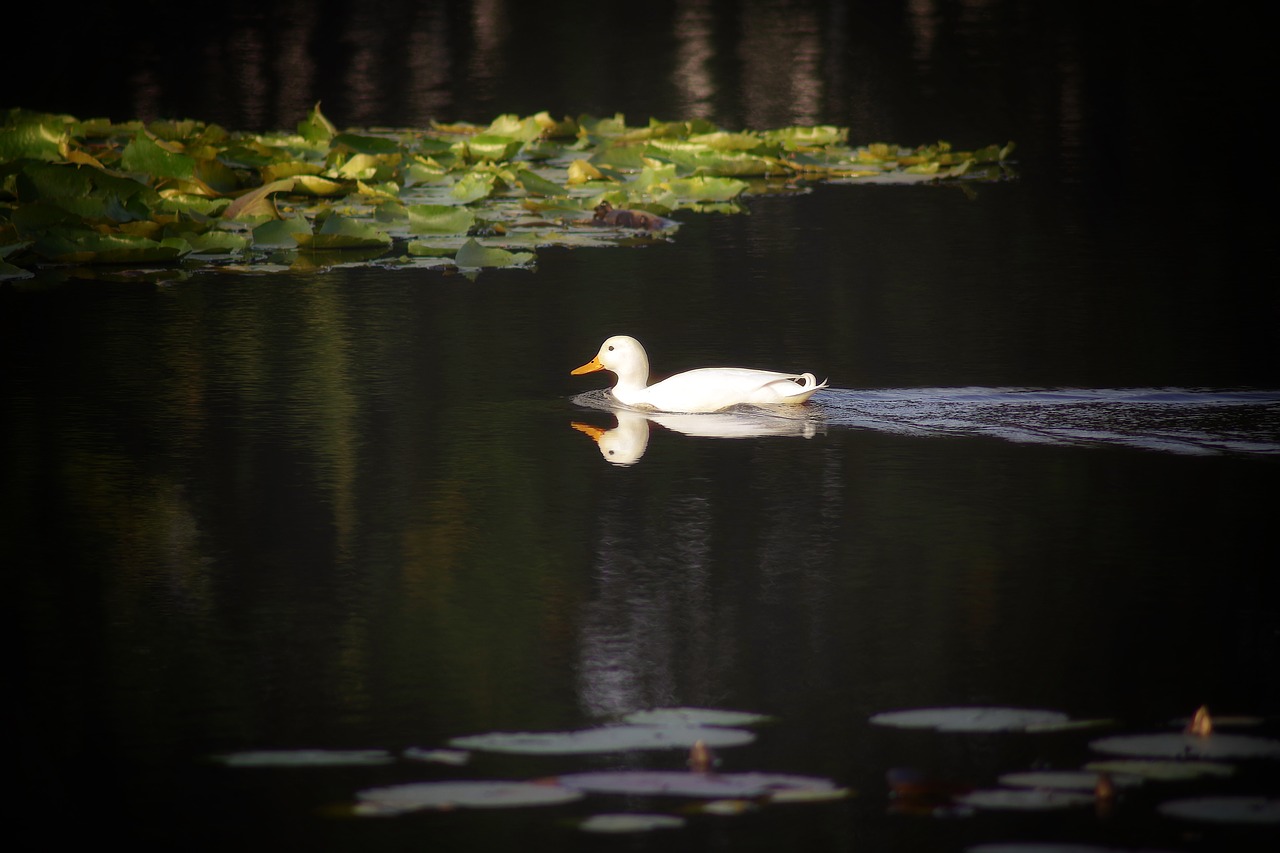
[610,354,650,404]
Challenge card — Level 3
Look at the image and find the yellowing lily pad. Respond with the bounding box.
[1,107,1013,280]
[222,179,295,220]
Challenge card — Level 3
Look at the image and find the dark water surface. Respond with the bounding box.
[8,2,1279,850]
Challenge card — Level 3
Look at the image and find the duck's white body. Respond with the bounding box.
[571,335,827,413]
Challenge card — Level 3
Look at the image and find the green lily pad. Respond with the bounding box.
[214,749,395,767]
[31,229,190,264]
[448,723,754,755]
[295,214,392,251]
[579,813,686,833]
[1082,759,1235,781]
[450,171,497,203]
[252,217,312,248]
[186,230,250,255]
[997,770,1142,791]
[355,780,584,815]
[955,789,1097,810]
[514,167,566,197]
[1,106,1014,280]
[1089,732,1280,760]
[120,131,196,180]
[621,707,774,728]
[408,204,476,234]
[1157,796,1280,824]
[465,134,523,162]
[333,132,403,155]
[967,840,1172,845]
[556,770,838,799]
[869,707,1072,733]
[454,238,534,269]
[297,102,336,143]
[402,747,469,765]
[0,260,35,281]
[0,114,67,161]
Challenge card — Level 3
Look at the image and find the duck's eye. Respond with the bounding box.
[607,345,614,351]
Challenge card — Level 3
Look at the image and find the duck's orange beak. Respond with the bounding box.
[570,422,606,442]
[570,356,605,375]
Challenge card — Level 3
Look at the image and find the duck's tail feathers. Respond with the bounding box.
[774,373,827,404]
[797,373,828,390]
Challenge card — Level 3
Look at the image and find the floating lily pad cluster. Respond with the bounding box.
[0,105,1014,282]
[873,704,1280,844]
[213,706,846,831]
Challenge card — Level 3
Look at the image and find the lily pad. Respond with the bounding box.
[621,707,774,728]
[403,747,470,766]
[408,204,475,234]
[869,707,1072,733]
[556,770,839,799]
[578,813,686,833]
[1082,759,1235,781]
[1,107,1014,280]
[453,238,534,269]
[997,770,1143,791]
[295,215,392,251]
[967,840,1177,845]
[1089,732,1280,760]
[448,724,754,755]
[1157,795,1280,824]
[213,749,395,767]
[692,799,759,815]
[222,179,295,220]
[120,131,196,180]
[954,788,1096,810]
[355,780,583,815]
[252,217,312,248]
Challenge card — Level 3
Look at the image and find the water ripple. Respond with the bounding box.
[812,387,1280,456]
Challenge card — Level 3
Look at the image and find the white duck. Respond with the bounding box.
[571,335,827,413]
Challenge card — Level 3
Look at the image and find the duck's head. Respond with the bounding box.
[570,335,650,383]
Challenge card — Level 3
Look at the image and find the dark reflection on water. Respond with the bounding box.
[10,264,1277,849]
[9,1,1280,850]
[571,388,1280,463]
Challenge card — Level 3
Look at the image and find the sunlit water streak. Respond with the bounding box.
[575,388,1280,457]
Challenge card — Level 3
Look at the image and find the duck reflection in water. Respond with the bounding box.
[571,406,826,466]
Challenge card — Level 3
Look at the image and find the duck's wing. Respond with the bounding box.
[642,368,826,413]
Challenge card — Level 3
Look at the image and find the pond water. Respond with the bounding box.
[8,2,1278,851]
